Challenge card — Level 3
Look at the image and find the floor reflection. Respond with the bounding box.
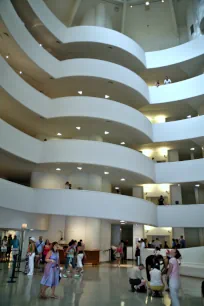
[0,263,203,306]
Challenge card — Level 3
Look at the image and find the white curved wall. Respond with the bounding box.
[156,159,204,184]
[0,57,152,141]
[1,179,204,227]
[27,0,146,67]
[157,205,204,227]
[146,35,204,68]
[0,119,155,181]
[153,115,204,143]
[0,179,157,225]
[23,0,204,69]
[149,74,204,104]
[0,0,148,102]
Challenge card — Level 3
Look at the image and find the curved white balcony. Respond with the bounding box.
[23,0,146,71]
[156,159,204,184]
[0,179,157,225]
[1,179,204,227]
[149,74,204,105]
[153,115,204,143]
[157,205,204,227]
[18,0,204,70]
[0,0,148,105]
[0,57,152,143]
[0,119,155,182]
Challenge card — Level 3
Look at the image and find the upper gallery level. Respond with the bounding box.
[0,0,203,85]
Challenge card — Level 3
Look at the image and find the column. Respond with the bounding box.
[194,186,200,204]
[132,186,144,199]
[121,0,127,33]
[170,185,182,205]
[65,217,101,249]
[190,152,195,160]
[95,3,106,27]
[168,149,179,162]
[80,3,112,29]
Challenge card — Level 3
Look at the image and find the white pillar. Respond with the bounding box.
[47,215,66,242]
[121,0,127,33]
[132,186,144,199]
[80,3,112,29]
[194,187,200,204]
[190,152,195,160]
[95,3,106,27]
[65,217,101,249]
[168,149,179,162]
[170,185,182,205]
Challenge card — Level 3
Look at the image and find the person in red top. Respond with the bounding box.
[42,239,51,265]
[115,243,123,267]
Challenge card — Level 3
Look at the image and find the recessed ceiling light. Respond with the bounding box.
[105,95,110,99]
[57,133,62,136]
[120,220,125,223]
[130,5,133,8]
[56,168,61,171]
[161,0,164,2]
[195,184,200,187]
[145,1,150,5]
[104,131,109,135]
[104,171,109,175]
[19,71,23,74]
[39,43,42,47]
[115,187,120,190]
[6,55,9,59]
[120,178,125,181]
[77,167,82,170]
[78,91,82,95]
[30,229,34,231]
[187,115,191,118]
[178,184,180,186]
[76,126,81,130]
[190,148,195,151]
[120,142,125,145]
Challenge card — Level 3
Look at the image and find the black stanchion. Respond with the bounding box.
[15,251,23,273]
[7,254,18,283]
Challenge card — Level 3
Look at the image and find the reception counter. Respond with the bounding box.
[58,248,100,265]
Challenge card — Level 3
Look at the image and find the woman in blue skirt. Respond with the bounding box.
[40,241,60,299]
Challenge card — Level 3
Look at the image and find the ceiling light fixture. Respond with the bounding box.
[77,167,82,170]
[105,95,110,99]
[104,131,109,135]
[145,1,150,5]
[19,71,23,74]
[120,142,125,145]
[57,133,62,136]
[6,55,9,59]
[161,0,164,2]
[130,5,133,8]
[121,178,125,181]
[190,148,195,151]
[195,184,200,187]
[78,91,82,95]
[39,43,42,47]
[187,115,191,118]
[120,220,125,223]
[104,171,109,175]
[115,187,120,190]
[30,229,34,231]
[76,126,81,130]
[56,168,61,171]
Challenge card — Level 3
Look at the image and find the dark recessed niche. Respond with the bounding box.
[190,24,194,35]
[56,40,61,44]
[3,32,9,37]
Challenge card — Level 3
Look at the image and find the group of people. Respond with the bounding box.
[129,248,182,305]
[0,235,20,261]
[24,236,86,299]
[155,76,172,87]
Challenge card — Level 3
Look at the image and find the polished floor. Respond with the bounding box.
[0,262,203,306]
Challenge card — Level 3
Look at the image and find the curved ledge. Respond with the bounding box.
[17,0,204,70]
[146,36,204,69]
[153,115,204,143]
[0,179,157,225]
[0,0,148,104]
[0,57,152,142]
[1,179,204,227]
[0,119,155,182]
[157,205,204,227]
[156,159,204,184]
[149,74,204,104]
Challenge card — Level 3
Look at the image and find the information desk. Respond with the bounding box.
[58,249,100,265]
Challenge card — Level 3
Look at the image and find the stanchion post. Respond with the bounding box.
[7,254,17,283]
